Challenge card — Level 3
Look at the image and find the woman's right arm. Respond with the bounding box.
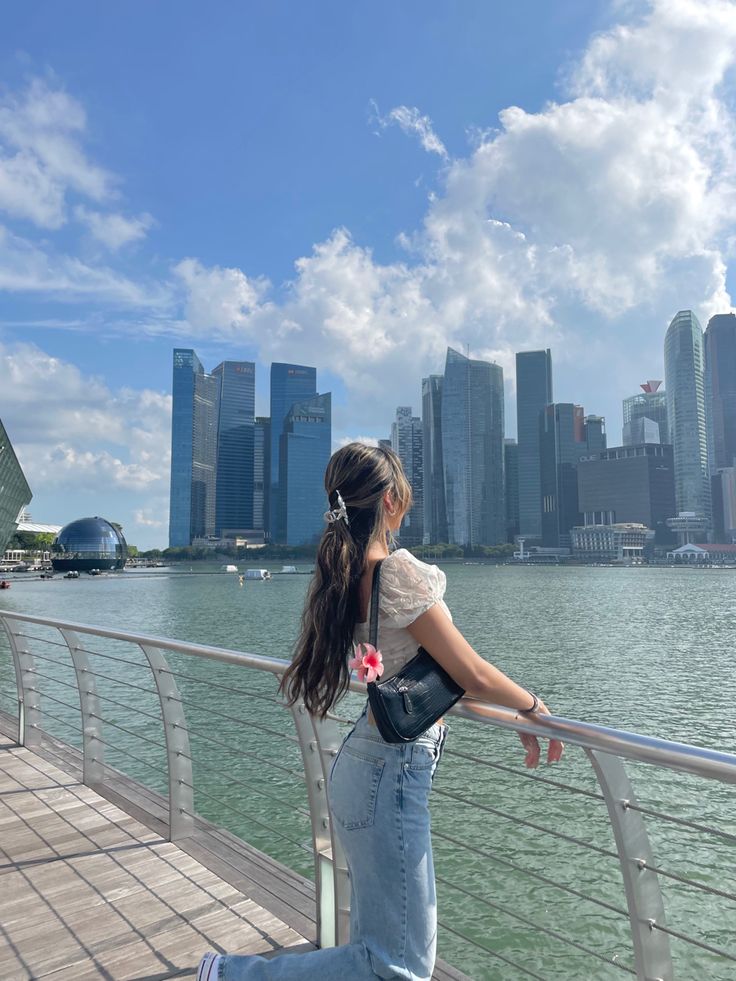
[406,604,564,765]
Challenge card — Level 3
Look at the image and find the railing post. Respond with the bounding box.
[0,616,41,747]
[586,749,673,981]
[289,699,350,949]
[60,628,105,786]
[139,644,194,841]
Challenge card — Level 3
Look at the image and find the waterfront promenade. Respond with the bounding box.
[0,727,314,980]
[1,587,736,979]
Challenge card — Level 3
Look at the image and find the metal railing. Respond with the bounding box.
[0,609,735,981]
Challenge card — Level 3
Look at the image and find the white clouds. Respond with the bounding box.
[173,257,268,332]
[0,224,169,306]
[372,102,449,160]
[134,508,165,528]
[75,206,153,250]
[0,78,113,228]
[0,342,171,495]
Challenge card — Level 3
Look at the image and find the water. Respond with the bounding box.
[1,564,735,980]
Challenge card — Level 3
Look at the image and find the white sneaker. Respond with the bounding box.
[197,952,223,981]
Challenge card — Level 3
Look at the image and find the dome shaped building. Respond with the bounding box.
[51,517,127,572]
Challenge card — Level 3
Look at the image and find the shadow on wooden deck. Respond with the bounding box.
[0,716,468,981]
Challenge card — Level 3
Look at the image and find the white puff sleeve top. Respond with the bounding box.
[353,549,452,680]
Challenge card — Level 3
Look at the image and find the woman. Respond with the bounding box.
[199,442,563,981]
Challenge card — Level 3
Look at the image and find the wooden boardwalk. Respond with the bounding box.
[0,722,469,981]
[0,733,314,980]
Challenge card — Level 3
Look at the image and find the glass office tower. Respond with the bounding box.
[622,381,668,446]
[391,407,424,545]
[441,348,505,547]
[504,439,519,543]
[253,417,271,532]
[279,393,332,545]
[169,349,220,547]
[664,311,711,524]
[0,417,32,553]
[421,375,448,544]
[516,350,553,541]
[540,403,587,548]
[212,361,255,535]
[269,363,317,542]
[704,313,736,473]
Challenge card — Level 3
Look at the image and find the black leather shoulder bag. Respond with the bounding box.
[366,559,465,743]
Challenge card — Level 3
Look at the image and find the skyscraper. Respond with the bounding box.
[0,417,32,554]
[540,404,603,548]
[253,417,271,533]
[269,363,317,542]
[391,407,424,545]
[441,348,505,547]
[279,393,332,545]
[504,439,519,543]
[516,350,553,541]
[704,313,736,473]
[212,361,255,536]
[664,310,711,524]
[622,381,668,446]
[421,375,448,544]
[169,349,220,547]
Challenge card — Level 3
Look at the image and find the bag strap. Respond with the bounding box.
[369,559,383,649]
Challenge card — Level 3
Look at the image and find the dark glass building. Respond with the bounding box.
[421,375,448,544]
[704,313,736,473]
[51,517,127,572]
[516,350,553,541]
[504,439,519,543]
[664,311,711,525]
[0,418,32,554]
[269,363,317,542]
[540,404,597,548]
[577,444,676,544]
[442,348,505,546]
[279,393,332,545]
[391,407,424,545]
[253,417,271,533]
[212,361,255,536]
[169,349,220,547]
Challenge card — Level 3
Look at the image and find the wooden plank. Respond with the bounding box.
[0,713,471,980]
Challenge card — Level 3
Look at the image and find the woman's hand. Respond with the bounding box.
[517,698,564,768]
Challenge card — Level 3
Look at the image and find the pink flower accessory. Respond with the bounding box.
[348,643,385,683]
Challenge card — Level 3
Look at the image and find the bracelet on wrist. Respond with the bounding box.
[518,690,539,714]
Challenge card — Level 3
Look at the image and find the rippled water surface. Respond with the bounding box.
[1,563,734,980]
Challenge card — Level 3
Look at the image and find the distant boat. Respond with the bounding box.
[64,571,80,579]
[245,568,272,581]
[279,565,298,574]
[222,564,238,573]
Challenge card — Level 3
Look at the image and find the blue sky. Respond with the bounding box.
[1,1,735,547]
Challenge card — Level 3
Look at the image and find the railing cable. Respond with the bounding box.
[436,874,636,974]
[179,783,311,854]
[444,746,605,802]
[437,919,548,981]
[622,800,736,845]
[432,786,618,859]
[433,828,629,919]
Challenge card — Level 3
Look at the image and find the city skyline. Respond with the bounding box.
[2,2,736,548]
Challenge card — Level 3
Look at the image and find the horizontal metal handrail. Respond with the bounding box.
[8,610,736,781]
[2,608,736,981]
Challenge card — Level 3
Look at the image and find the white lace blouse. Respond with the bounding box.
[353,549,452,679]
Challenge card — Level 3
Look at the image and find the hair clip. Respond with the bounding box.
[324,489,349,525]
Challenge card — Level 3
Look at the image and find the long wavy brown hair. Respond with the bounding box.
[279,442,412,717]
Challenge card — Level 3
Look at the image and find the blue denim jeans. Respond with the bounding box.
[218,703,448,980]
